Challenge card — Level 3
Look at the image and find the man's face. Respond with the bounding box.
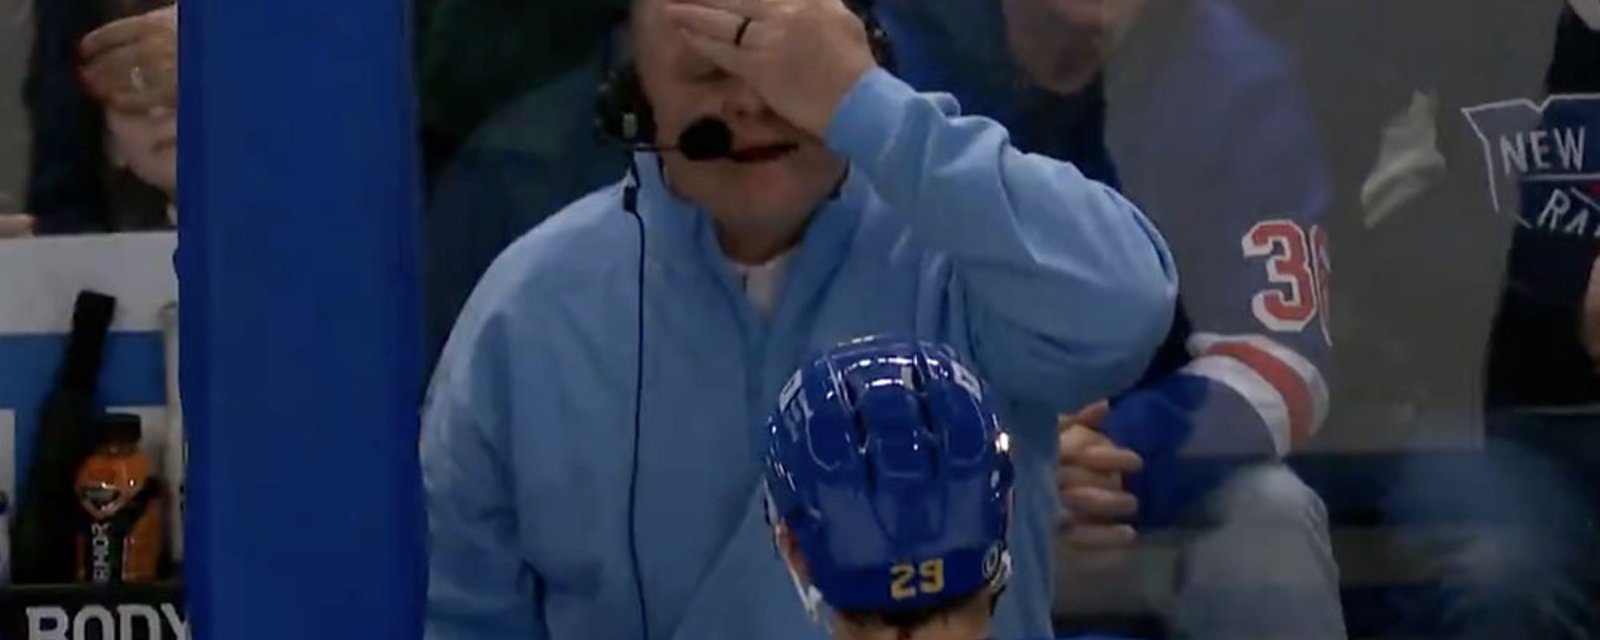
[634,0,845,237]
[1001,0,1146,95]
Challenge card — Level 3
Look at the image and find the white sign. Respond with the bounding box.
[0,232,176,515]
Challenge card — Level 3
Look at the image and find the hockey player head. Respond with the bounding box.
[763,336,1015,640]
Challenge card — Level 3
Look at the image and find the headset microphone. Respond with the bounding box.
[661,116,734,161]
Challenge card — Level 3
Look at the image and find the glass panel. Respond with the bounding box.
[418,1,1600,639]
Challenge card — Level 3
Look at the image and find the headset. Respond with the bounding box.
[593,4,895,638]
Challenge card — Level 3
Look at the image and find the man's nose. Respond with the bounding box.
[722,78,770,120]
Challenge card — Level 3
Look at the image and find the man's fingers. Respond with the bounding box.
[1062,486,1138,520]
[81,46,143,98]
[662,3,748,43]
[107,88,170,113]
[80,17,150,59]
[1059,424,1138,473]
[1054,0,1115,30]
[0,214,36,238]
[1059,465,1121,492]
[1068,444,1143,474]
[1058,424,1111,461]
[1061,523,1137,550]
[1056,401,1110,434]
[1072,400,1112,428]
[677,29,747,76]
[667,0,770,18]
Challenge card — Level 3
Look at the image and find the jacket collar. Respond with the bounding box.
[628,152,870,290]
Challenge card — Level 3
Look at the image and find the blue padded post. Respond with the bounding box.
[177,0,425,637]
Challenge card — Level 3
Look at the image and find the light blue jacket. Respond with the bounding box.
[421,69,1177,640]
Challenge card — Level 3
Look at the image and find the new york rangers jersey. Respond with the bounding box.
[877,0,1332,524]
[1098,0,1332,524]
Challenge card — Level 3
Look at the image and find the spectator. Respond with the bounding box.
[23,0,174,234]
[1373,2,1600,638]
[415,0,625,188]
[950,0,1342,636]
[422,56,628,366]
[874,0,1121,188]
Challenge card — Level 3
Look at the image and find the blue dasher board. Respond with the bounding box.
[178,0,426,637]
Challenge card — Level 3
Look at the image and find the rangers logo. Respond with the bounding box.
[1465,94,1600,237]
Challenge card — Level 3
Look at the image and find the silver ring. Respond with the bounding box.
[734,17,752,47]
[129,65,149,93]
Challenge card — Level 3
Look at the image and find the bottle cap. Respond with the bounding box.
[100,413,143,446]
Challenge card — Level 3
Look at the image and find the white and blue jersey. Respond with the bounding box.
[1100,0,1333,523]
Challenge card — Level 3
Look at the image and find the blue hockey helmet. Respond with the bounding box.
[763,336,1014,616]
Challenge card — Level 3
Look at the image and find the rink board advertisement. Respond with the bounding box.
[0,583,186,640]
[0,233,180,639]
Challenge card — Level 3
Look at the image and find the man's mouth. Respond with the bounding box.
[728,143,798,163]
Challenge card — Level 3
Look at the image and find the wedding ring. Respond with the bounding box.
[734,17,752,47]
[129,65,149,93]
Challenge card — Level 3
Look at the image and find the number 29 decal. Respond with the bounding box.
[889,558,945,600]
[1243,220,1332,346]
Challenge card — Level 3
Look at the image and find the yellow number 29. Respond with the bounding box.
[889,559,945,600]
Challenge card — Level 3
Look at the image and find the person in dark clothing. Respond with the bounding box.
[415,0,628,191]
[1326,2,1600,637]
[23,0,172,234]
[1483,6,1600,411]
[1451,7,1600,638]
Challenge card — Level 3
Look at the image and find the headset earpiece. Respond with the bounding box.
[595,65,657,147]
[856,6,896,73]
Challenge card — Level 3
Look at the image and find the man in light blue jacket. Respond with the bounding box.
[420,0,1177,637]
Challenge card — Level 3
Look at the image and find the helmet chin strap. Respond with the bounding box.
[764,482,831,631]
[784,555,829,629]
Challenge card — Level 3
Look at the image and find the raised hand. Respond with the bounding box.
[663,0,878,138]
[80,4,179,114]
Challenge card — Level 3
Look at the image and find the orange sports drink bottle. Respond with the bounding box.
[75,413,163,584]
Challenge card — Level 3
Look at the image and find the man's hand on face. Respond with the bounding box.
[663,0,878,140]
[1056,400,1143,552]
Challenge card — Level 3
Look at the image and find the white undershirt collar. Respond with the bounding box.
[729,250,794,320]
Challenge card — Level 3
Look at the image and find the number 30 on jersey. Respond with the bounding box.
[1243,220,1331,345]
